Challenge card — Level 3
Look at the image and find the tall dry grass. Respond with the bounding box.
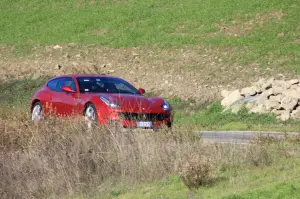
[0,112,282,199]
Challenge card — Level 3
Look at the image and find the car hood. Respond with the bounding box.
[99,93,164,112]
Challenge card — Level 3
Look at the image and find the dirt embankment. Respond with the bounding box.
[0,45,288,102]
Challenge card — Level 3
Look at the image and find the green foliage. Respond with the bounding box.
[192,102,277,129]
[0,77,49,109]
[174,101,300,131]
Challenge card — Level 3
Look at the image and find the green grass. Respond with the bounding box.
[223,180,300,199]
[72,155,300,199]
[1,0,300,70]
[173,101,300,132]
[0,77,49,109]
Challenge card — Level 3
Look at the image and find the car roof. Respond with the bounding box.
[49,74,118,81]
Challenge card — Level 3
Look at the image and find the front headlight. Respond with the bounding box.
[99,96,120,108]
[161,99,170,110]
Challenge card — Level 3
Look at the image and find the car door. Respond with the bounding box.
[44,78,61,115]
[55,77,80,116]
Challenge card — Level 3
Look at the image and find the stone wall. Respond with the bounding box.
[221,78,300,121]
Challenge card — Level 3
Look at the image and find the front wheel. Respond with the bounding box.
[84,103,98,130]
[31,102,44,121]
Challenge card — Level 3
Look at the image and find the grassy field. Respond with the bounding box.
[2,115,300,199]
[101,178,300,199]
[2,0,300,198]
[97,160,300,199]
[1,0,300,72]
[67,136,300,199]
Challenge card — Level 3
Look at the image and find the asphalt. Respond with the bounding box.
[199,130,300,144]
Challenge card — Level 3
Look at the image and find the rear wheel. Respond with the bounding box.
[31,102,44,121]
[84,103,98,130]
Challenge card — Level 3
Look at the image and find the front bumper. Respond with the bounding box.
[100,110,172,128]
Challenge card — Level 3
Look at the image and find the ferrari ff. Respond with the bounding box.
[30,74,173,129]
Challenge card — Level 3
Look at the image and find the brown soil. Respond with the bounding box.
[212,10,286,37]
[0,44,288,102]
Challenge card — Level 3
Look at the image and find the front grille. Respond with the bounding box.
[118,112,166,121]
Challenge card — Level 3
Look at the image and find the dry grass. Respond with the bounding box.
[212,10,286,37]
[0,113,286,199]
[176,153,214,190]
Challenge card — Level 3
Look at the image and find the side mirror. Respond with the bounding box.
[138,88,145,95]
[62,86,76,93]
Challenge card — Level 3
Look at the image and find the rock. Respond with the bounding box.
[71,62,78,66]
[261,77,275,90]
[246,102,255,110]
[221,89,231,98]
[100,63,112,68]
[55,64,62,70]
[249,104,267,114]
[132,52,139,56]
[272,80,291,94]
[280,96,298,112]
[231,104,243,114]
[31,72,41,80]
[256,93,269,105]
[53,45,62,49]
[221,77,300,121]
[271,109,284,116]
[67,43,76,47]
[221,89,243,107]
[241,86,256,96]
[287,79,299,85]
[280,111,290,121]
[264,100,280,111]
[63,53,71,59]
[107,70,115,73]
[269,94,283,103]
[291,106,300,118]
[282,89,300,99]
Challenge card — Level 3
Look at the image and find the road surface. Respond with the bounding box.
[199,131,300,144]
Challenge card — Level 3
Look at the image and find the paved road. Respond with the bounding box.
[199,131,300,144]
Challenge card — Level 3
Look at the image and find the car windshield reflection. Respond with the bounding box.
[76,77,140,95]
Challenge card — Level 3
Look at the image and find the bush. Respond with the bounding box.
[246,144,273,167]
[176,153,214,189]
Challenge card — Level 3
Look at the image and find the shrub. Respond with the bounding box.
[176,153,214,189]
[246,144,272,167]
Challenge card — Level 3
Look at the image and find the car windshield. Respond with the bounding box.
[76,77,140,95]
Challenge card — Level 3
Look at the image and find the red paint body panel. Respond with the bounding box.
[30,74,173,128]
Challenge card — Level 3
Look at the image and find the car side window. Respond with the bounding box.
[47,79,59,91]
[115,83,134,93]
[57,77,77,92]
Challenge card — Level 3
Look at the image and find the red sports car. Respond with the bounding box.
[30,74,173,129]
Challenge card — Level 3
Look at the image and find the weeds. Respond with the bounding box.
[0,115,287,198]
[246,145,273,167]
[176,153,214,190]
